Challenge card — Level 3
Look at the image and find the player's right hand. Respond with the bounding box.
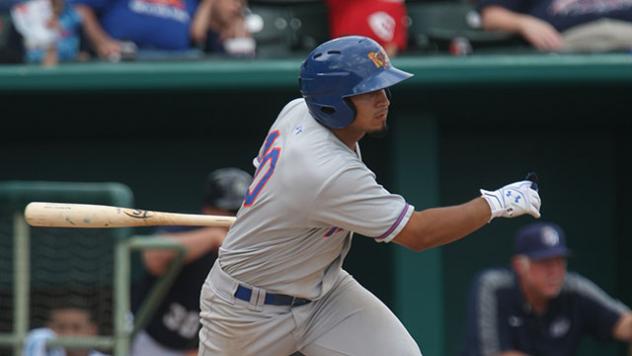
[480,180,541,221]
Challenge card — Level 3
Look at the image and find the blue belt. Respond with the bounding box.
[234,285,311,306]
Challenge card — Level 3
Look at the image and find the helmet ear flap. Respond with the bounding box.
[343,97,357,124]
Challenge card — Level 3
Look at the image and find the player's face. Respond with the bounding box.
[525,256,567,298]
[48,308,97,337]
[348,89,390,135]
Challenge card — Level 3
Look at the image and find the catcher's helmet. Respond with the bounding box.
[204,168,253,212]
[299,36,413,129]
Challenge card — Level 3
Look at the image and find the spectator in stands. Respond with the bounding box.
[9,0,83,66]
[23,298,107,356]
[72,0,252,60]
[191,0,254,56]
[130,168,252,356]
[72,0,201,60]
[326,0,408,57]
[461,221,632,356]
[479,0,632,51]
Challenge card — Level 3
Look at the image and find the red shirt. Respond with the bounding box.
[327,0,408,52]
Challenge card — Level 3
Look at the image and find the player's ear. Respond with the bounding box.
[512,256,530,274]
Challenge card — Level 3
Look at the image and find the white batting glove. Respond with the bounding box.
[480,180,541,221]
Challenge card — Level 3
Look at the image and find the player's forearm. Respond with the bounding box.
[143,227,226,275]
[481,5,530,33]
[393,198,490,252]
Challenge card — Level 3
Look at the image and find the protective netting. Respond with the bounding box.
[29,227,115,333]
[0,218,116,356]
[0,181,133,356]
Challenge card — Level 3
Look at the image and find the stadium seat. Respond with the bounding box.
[247,4,294,57]
[287,1,329,53]
[248,1,329,57]
[407,1,521,53]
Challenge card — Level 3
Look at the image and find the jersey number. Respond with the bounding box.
[163,302,199,339]
[244,130,281,207]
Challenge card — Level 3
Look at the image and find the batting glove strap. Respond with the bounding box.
[480,180,541,222]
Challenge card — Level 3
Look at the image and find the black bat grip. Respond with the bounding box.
[525,172,539,191]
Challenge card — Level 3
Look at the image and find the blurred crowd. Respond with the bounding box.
[0,0,416,65]
[0,0,256,65]
[3,0,632,66]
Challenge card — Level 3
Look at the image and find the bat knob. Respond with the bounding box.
[525,172,539,191]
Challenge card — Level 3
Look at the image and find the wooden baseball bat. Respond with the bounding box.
[24,202,236,228]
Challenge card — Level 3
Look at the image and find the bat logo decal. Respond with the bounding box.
[123,209,153,219]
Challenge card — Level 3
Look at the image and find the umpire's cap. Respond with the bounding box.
[204,168,253,212]
[514,222,571,261]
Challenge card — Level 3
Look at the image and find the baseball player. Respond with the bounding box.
[198,36,542,356]
[131,168,252,356]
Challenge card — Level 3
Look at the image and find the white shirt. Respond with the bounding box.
[23,328,108,356]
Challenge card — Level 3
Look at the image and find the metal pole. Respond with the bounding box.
[113,239,130,356]
[13,214,29,356]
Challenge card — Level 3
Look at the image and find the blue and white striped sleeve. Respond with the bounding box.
[565,273,630,341]
[463,269,515,356]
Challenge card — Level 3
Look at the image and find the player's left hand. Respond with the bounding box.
[480,180,541,220]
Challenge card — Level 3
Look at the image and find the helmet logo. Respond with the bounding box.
[368,51,389,69]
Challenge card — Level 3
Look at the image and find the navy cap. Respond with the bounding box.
[514,222,570,260]
[204,168,253,212]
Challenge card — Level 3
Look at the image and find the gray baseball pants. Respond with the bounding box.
[198,261,422,356]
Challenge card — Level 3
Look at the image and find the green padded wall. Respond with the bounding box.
[1,56,631,356]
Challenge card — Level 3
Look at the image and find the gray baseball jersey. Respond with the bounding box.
[219,98,414,300]
[199,98,422,355]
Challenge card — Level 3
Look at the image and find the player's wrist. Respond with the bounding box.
[480,189,504,221]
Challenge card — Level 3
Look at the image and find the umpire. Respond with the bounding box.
[131,168,252,356]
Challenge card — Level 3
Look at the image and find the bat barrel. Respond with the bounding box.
[24,202,236,228]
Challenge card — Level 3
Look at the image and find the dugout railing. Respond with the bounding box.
[0,181,186,356]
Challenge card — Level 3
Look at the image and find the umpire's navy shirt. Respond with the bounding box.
[461,268,629,356]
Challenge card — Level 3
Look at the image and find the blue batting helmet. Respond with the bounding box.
[299,36,413,129]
